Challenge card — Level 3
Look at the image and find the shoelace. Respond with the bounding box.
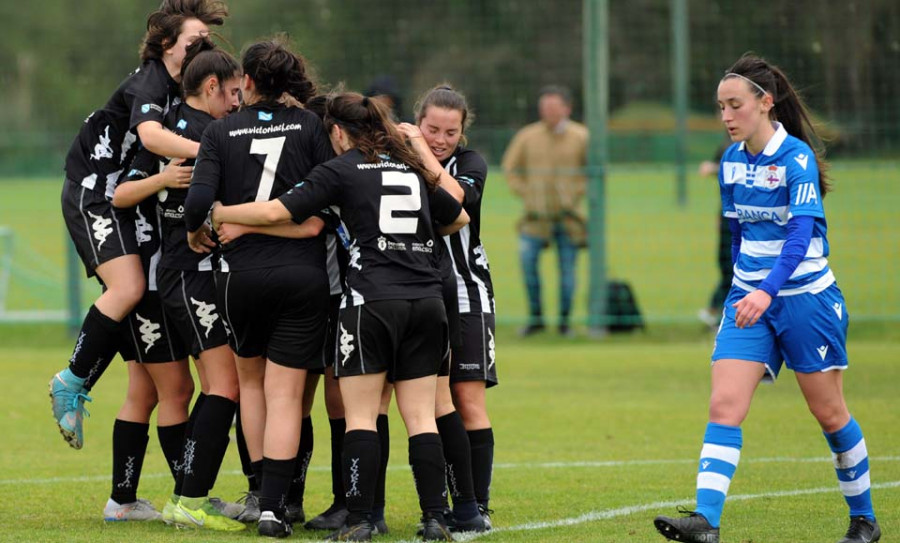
[71,391,93,418]
[237,492,258,505]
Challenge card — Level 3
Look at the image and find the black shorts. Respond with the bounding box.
[61,179,138,278]
[451,313,498,387]
[119,289,189,363]
[310,294,343,375]
[218,265,329,369]
[334,298,448,383]
[157,267,230,359]
[440,272,461,376]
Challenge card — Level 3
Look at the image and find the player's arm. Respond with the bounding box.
[216,216,325,245]
[184,128,223,254]
[211,199,292,226]
[397,123,465,202]
[136,121,201,159]
[113,158,192,209]
[431,186,470,235]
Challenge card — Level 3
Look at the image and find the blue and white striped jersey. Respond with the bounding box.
[719,123,834,296]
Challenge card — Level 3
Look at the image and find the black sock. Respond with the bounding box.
[343,430,380,524]
[409,433,446,515]
[157,421,188,482]
[260,457,295,520]
[288,416,314,504]
[235,403,256,491]
[174,393,206,496]
[180,394,236,498]
[110,420,150,505]
[206,433,231,492]
[468,428,494,508]
[329,418,346,505]
[68,304,122,389]
[374,414,390,513]
[437,412,477,517]
[251,459,264,493]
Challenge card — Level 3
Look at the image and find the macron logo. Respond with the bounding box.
[258,111,273,122]
[833,303,843,321]
[794,153,809,170]
[817,345,829,361]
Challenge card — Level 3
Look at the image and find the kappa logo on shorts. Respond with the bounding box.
[190,297,219,338]
[487,327,496,370]
[339,323,355,365]
[135,313,162,353]
[87,211,114,249]
[135,206,153,245]
[89,126,114,161]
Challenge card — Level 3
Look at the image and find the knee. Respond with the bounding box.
[113,276,146,308]
[123,388,158,418]
[708,393,748,427]
[808,400,849,433]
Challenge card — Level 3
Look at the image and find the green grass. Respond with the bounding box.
[2,161,898,326]
[0,331,897,542]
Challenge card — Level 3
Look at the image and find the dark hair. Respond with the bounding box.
[181,38,241,98]
[413,84,473,145]
[325,92,439,191]
[539,85,573,106]
[140,0,229,62]
[304,94,329,120]
[723,53,830,196]
[241,38,316,105]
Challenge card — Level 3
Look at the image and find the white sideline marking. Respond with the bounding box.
[4,456,900,486]
[392,480,900,543]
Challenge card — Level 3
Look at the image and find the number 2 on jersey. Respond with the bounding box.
[379,171,421,234]
[250,137,286,201]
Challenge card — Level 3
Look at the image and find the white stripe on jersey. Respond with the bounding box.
[340,287,365,309]
[325,234,342,296]
[734,257,829,282]
[733,269,834,296]
[458,225,492,313]
[198,254,213,272]
[219,256,230,272]
[444,236,471,313]
[740,237,826,259]
[733,204,789,226]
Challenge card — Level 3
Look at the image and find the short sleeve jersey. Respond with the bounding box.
[65,59,180,199]
[278,150,463,306]
[191,103,334,271]
[719,122,834,295]
[440,146,495,313]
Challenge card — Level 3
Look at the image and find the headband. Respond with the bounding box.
[723,72,769,97]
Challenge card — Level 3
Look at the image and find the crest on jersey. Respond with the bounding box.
[177,118,188,130]
[258,111,273,122]
[377,236,387,251]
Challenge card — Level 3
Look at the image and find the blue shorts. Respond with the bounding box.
[712,283,849,380]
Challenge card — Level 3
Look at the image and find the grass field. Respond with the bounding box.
[0,328,898,542]
[1,161,899,326]
[0,163,897,541]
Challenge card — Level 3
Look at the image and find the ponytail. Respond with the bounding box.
[241,36,316,105]
[724,54,830,197]
[325,92,440,191]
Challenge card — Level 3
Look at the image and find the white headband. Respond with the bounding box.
[723,72,769,97]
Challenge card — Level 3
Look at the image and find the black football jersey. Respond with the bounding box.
[120,153,164,290]
[65,59,180,199]
[278,150,463,306]
[440,147,495,313]
[191,103,334,271]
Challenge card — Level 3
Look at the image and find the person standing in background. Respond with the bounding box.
[501,85,588,337]
[697,141,734,330]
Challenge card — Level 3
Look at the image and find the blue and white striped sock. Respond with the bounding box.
[824,417,875,521]
[695,422,742,528]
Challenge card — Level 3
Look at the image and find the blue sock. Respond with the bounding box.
[695,422,742,528]
[824,417,875,521]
